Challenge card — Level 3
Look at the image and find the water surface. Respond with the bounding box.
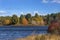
[0,26,48,40]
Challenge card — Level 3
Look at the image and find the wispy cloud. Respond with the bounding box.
[42,0,60,3]
[20,12,24,15]
[34,11,40,15]
[42,0,48,3]
[0,11,7,14]
[51,0,60,3]
[0,11,8,16]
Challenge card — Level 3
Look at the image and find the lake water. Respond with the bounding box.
[0,26,48,40]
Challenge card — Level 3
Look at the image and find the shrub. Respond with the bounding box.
[48,21,60,34]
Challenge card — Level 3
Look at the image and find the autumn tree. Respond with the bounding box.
[20,15,28,25]
[3,19,12,25]
[32,14,44,25]
[48,20,60,34]
[37,16,44,25]
[22,17,28,25]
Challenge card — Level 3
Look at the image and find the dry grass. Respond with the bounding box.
[16,34,60,40]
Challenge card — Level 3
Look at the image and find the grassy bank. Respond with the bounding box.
[16,34,60,40]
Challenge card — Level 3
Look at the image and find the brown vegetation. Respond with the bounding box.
[16,34,60,40]
[3,19,11,25]
[48,20,60,34]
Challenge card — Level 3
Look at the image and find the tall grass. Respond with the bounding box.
[16,34,60,40]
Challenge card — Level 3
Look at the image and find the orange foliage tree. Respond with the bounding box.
[22,17,28,25]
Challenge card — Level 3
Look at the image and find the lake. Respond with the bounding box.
[0,26,48,40]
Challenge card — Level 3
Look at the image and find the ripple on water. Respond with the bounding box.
[0,26,48,40]
[0,31,37,40]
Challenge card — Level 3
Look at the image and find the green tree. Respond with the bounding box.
[19,14,24,24]
[35,13,39,17]
[56,12,60,20]
[25,13,32,24]
[0,16,4,25]
[11,14,18,25]
[51,13,56,20]
[46,14,50,25]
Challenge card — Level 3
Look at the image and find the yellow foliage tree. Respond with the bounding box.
[3,19,11,25]
[33,16,44,25]
[37,16,44,25]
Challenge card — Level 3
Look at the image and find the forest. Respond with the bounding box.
[0,12,60,26]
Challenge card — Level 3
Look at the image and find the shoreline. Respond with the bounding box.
[0,24,48,27]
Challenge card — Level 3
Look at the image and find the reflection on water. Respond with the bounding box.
[0,26,48,40]
[0,31,47,40]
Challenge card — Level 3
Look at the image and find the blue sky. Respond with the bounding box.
[0,0,60,16]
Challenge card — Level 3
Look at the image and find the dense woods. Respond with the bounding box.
[0,12,60,26]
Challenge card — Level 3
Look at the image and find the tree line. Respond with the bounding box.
[0,12,60,26]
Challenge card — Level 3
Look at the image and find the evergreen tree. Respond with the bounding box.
[19,14,24,24]
[25,13,32,24]
[11,14,18,25]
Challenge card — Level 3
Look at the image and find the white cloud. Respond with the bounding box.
[42,0,48,3]
[0,11,7,14]
[34,11,49,16]
[20,12,24,14]
[34,11,40,15]
[51,0,60,3]
[20,12,32,15]
[34,11,39,14]
[42,0,60,4]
